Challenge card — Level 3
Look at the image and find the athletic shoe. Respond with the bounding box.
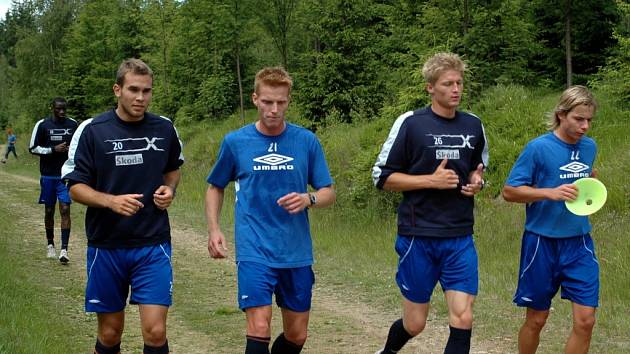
[375,350,384,354]
[59,249,69,264]
[47,244,56,258]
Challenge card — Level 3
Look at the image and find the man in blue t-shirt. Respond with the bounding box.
[503,86,599,354]
[372,53,488,354]
[63,59,183,354]
[29,97,78,263]
[206,67,336,354]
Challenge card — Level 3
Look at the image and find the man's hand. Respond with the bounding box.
[208,230,228,259]
[107,194,144,216]
[54,142,68,153]
[461,163,484,197]
[277,192,309,214]
[429,159,459,189]
[547,184,579,201]
[153,185,175,210]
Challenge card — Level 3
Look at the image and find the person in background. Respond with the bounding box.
[29,97,78,263]
[2,127,18,163]
[502,85,599,354]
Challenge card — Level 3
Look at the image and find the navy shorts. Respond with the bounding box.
[39,176,71,205]
[514,231,599,310]
[237,261,314,312]
[85,242,173,313]
[395,234,478,304]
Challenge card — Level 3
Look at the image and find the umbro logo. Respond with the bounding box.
[559,161,590,179]
[559,161,589,173]
[253,153,295,171]
[253,153,294,166]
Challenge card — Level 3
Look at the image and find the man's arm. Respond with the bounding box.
[502,184,578,203]
[69,183,144,216]
[153,169,181,210]
[382,159,459,192]
[276,185,336,214]
[205,185,227,259]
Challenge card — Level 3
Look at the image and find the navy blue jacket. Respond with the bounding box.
[62,110,184,248]
[29,117,78,176]
[373,107,489,238]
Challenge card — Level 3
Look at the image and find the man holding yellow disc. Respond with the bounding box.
[502,85,600,354]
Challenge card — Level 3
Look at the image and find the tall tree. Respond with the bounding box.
[531,0,619,86]
[256,0,298,69]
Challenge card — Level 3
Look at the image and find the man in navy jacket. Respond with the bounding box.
[373,52,488,354]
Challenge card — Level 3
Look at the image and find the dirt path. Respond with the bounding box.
[0,169,513,353]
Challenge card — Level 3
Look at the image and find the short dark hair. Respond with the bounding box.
[116,58,153,87]
[51,97,66,107]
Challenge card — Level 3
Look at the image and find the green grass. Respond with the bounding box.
[1,85,629,353]
[0,179,95,354]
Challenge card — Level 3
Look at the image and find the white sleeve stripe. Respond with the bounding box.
[62,118,93,179]
[29,119,52,154]
[468,112,490,168]
[159,115,185,162]
[371,111,414,186]
[480,122,490,168]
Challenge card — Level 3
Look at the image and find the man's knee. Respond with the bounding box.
[284,329,308,346]
[248,317,272,337]
[59,203,71,217]
[142,322,167,345]
[525,311,549,332]
[573,313,596,335]
[98,327,123,347]
[404,316,426,336]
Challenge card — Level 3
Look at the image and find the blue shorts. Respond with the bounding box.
[395,234,478,304]
[39,176,71,205]
[514,231,599,310]
[237,261,314,312]
[85,242,173,313]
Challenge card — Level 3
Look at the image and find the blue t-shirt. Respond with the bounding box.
[8,134,16,146]
[207,123,333,268]
[505,132,597,238]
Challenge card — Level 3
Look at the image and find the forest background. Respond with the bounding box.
[0,0,629,353]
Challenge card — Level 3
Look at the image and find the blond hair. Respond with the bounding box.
[547,85,597,130]
[254,67,293,94]
[422,52,466,85]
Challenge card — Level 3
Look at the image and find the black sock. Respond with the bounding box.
[143,339,169,354]
[61,228,70,249]
[270,332,303,354]
[246,335,270,354]
[46,228,54,245]
[94,338,120,354]
[444,326,471,354]
[383,318,413,353]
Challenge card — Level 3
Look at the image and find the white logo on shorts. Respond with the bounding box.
[520,297,533,302]
[241,295,249,300]
[88,299,102,304]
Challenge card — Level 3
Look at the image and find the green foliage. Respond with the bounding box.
[295,0,390,124]
[0,0,627,130]
[591,1,630,109]
[529,0,620,86]
[61,0,144,119]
